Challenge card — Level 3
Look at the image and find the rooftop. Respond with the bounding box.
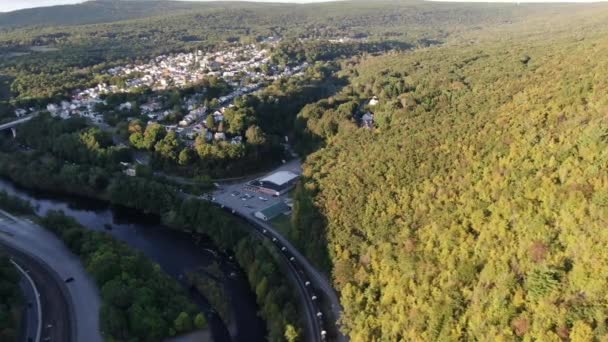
[257,201,291,220]
[259,171,299,187]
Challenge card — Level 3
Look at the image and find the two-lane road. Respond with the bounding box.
[209,159,347,342]
[11,257,41,342]
[235,211,324,342]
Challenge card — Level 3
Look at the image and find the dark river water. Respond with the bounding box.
[0,178,266,342]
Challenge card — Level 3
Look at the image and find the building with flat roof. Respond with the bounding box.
[254,201,291,221]
[251,171,299,196]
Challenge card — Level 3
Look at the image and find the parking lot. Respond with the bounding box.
[212,159,302,216]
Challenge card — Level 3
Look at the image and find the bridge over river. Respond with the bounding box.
[0,115,34,137]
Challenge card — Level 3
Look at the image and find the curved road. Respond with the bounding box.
[209,159,347,342]
[11,257,41,342]
[4,245,70,342]
[0,209,103,342]
[234,211,323,341]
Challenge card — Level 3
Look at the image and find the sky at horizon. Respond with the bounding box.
[0,0,606,13]
[0,0,341,13]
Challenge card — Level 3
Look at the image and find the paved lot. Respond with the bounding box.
[0,210,102,342]
[212,159,302,217]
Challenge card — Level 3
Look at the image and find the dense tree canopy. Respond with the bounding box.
[296,17,608,341]
[40,211,202,341]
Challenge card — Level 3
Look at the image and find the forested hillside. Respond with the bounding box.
[297,8,608,341]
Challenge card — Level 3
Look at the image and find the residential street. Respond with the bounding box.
[0,210,103,342]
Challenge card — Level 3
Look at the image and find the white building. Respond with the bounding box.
[14,108,27,117]
[369,96,379,106]
[250,171,300,196]
[119,102,132,111]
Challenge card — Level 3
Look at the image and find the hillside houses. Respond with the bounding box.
[179,106,207,127]
[46,95,104,122]
[104,44,273,92]
[34,38,311,150]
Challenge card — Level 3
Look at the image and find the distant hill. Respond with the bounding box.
[0,0,274,30]
[2,0,606,103]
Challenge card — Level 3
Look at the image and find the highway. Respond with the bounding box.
[0,209,103,342]
[208,159,346,342]
[11,258,41,342]
[3,245,70,342]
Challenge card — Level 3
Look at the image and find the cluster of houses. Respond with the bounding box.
[12,39,312,155]
[327,36,368,44]
[11,86,108,122]
[46,87,107,123]
[11,34,369,127]
[177,104,242,145]
[106,44,274,91]
[11,43,277,121]
[159,61,308,143]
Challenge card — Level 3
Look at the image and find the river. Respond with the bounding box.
[0,178,267,342]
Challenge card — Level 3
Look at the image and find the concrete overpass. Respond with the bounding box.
[0,115,34,138]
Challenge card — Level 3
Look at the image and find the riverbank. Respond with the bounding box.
[0,139,302,341]
[0,178,272,341]
[40,210,205,341]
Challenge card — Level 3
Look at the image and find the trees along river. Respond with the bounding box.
[0,178,266,342]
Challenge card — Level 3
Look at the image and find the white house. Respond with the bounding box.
[231,136,243,145]
[14,108,27,117]
[119,102,132,111]
[369,96,379,106]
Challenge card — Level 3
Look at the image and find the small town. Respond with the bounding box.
[14,39,310,144]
